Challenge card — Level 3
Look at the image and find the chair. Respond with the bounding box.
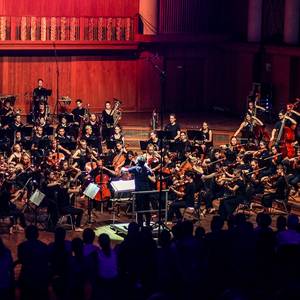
[57,214,75,230]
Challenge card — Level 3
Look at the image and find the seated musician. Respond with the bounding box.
[200,121,213,154]
[8,143,23,164]
[82,125,98,150]
[44,171,84,232]
[144,143,161,173]
[55,127,72,148]
[110,125,125,146]
[233,113,263,143]
[0,100,14,128]
[10,114,24,134]
[72,99,86,125]
[87,113,101,138]
[147,131,161,150]
[244,159,265,205]
[34,102,49,124]
[164,114,181,141]
[47,139,71,169]
[261,164,288,211]
[13,130,26,148]
[262,145,283,177]
[57,115,72,136]
[218,169,247,220]
[0,181,27,233]
[124,151,136,168]
[72,139,97,170]
[176,131,191,162]
[167,171,195,222]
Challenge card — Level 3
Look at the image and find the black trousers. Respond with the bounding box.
[3,204,27,228]
[167,200,186,221]
[135,194,151,227]
[219,195,245,220]
[261,193,283,208]
[60,206,84,228]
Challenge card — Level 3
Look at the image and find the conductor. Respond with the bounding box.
[121,156,156,227]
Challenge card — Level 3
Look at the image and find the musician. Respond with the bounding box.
[11,114,24,134]
[0,181,27,233]
[101,101,114,142]
[261,164,288,211]
[7,143,23,164]
[218,169,247,220]
[233,113,263,143]
[147,131,161,151]
[72,99,86,125]
[270,111,296,144]
[121,155,156,227]
[33,79,50,112]
[55,127,72,148]
[222,136,240,164]
[44,171,83,231]
[47,139,71,163]
[167,171,195,222]
[0,100,14,127]
[144,143,161,173]
[247,99,266,117]
[88,113,101,137]
[34,102,49,124]
[200,122,213,154]
[176,131,191,162]
[124,151,136,168]
[13,130,26,148]
[57,115,72,136]
[82,125,98,149]
[164,114,180,141]
[110,125,125,146]
[72,139,97,170]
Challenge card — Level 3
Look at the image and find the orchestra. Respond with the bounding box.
[1,80,300,233]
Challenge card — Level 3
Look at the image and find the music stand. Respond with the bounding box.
[106,141,116,150]
[84,183,100,224]
[44,126,54,136]
[140,141,148,151]
[22,126,33,138]
[28,189,46,226]
[187,130,203,141]
[156,130,173,141]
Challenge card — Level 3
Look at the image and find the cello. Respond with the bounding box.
[94,169,111,202]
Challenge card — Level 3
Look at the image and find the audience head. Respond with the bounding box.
[195,226,205,240]
[98,233,111,256]
[72,238,84,258]
[211,215,224,232]
[82,228,95,245]
[256,212,272,229]
[158,230,171,248]
[25,225,39,241]
[276,215,287,232]
[287,214,299,230]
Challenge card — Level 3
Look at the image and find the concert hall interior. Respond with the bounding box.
[2,1,300,300]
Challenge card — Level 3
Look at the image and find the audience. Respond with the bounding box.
[2,214,300,300]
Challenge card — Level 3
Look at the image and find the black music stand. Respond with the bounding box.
[59,114,74,124]
[187,130,204,142]
[22,126,33,138]
[106,141,116,150]
[140,141,148,151]
[44,126,54,136]
[83,183,100,224]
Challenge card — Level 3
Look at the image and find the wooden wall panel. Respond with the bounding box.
[0,0,139,17]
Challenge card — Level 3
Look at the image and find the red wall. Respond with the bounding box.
[0,0,139,17]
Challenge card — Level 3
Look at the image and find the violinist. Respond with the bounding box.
[263,145,283,177]
[72,139,97,170]
[200,121,213,154]
[233,113,263,143]
[121,155,156,227]
[124,151,136,168]
[0,181,27,233]
[167,171,195,222]
[244,159,265,205]
[218,169,247,220]
[7,143,23,164]
[144,143,161,173]
[222,136,242,164]
[261,164,288,211]
[0,100,14,127]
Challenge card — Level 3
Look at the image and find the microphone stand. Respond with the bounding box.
[53,43,60,122]
[146,54,168,235]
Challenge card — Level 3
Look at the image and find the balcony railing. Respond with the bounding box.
[0,16,134,42]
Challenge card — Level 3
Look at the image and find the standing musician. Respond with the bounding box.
[121,156,156,227]
[247,99,266,117]
[33,78,51,114]
[101,101,114,142]
[164,114,181,141]
[233,113,264,144]
[200,121,213,154]
[167,171,195,222]
[71,99,87,126]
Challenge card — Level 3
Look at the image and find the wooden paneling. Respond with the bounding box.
[0,0,139,17]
